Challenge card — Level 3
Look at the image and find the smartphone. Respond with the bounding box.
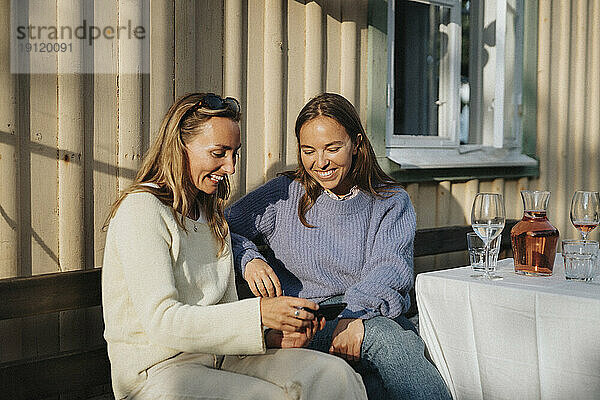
[304,303,347,321]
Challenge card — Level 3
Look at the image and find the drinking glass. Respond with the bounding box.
[570,191,600,240]
[471,193,505,280]
[561,240,599,281]
[467,232,501,276]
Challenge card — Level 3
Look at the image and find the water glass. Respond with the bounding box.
[470,192,505,280]
[467,232,501,273]
[561,240,599,281]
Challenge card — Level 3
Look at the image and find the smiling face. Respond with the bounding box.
[184,116,241,195]
[299,116,361,195]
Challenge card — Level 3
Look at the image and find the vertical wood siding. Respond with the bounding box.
[535,0,600,243]
[0,0,598,366]
[224,0,246,196]
[0,0,18,279]
[0,0,21,364]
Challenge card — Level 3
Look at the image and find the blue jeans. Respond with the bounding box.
[308,297,451,400]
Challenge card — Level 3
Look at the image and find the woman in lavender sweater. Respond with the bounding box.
[226,93,451,400]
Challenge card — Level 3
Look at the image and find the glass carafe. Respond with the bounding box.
[510,190,560,276]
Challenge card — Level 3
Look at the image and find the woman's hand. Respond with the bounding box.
[329,318,364,362]
[265,317,326,348]
[260,296,320,332]
[244,259,282,297]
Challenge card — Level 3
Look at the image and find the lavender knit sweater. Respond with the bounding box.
[226,176,416,319]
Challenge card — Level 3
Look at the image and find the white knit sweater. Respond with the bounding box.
[102,192,264,399]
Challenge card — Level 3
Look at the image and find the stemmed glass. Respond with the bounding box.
[471,193,505,280]
[570,191,600,240]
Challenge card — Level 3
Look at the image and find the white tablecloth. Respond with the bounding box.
[416,256,600,400]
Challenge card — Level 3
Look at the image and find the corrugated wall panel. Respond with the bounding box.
[304,1,324,100]
[57,2,85,272]
[586,1,600,190]
[0,0,18,279]
[236,0,368,189]
[285,0,306,168]
[340,2,358,105]
[568,0,587,194]
[149,0,175,146]
[29,1,59,276]
[175,0,197,97]
[504,0,519,145]
[551,0,571,239]
[118,0,146,192]
[93,0,119,270]
[325,0,342,93]
[535,0,600,243]
[224,0,246,198]
[245,0,266,190]
[537,0,551,193]
[504,179,519,219]
[358,0,369,124]
[432,181,452,271]
[263,0,285,180]
[0,0,21,365]
[196,1,224,94]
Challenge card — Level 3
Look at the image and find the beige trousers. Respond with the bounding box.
[129,348,367,400]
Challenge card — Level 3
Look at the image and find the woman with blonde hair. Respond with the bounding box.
[101,93,367,400]
[226,93,451,399]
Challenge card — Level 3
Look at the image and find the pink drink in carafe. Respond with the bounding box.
[511,191,559,276]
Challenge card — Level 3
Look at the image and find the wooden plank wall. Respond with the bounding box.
[408,178,530,274]
[535,0,600,243]
[1,0,599,386]
[232,0,369,197]
[0,0,21,365]
[0,0,18,280]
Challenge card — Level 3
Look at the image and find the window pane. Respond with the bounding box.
[394,1,450,136]
[460,0,471,144]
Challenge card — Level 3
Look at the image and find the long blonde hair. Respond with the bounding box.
[105,93,241,255]
[282,92,399,227]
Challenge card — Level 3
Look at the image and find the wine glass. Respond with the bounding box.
[471,193,505,280]
[570,191,600,240]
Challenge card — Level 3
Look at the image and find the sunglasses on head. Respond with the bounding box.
[188,93,240,116]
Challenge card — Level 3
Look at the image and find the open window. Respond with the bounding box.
[386,0,536,169]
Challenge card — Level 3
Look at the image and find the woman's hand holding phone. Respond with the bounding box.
[265,317,326,348]
[259,296,320,332]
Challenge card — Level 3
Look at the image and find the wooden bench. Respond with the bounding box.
[406,219,518,317]
[0,220,517,399]
[414,220,516,258]
[0,269,110,399]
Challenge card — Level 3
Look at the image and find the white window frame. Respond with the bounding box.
[386,0,537,169]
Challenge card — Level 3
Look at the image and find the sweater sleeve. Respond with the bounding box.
[340,190,416,320]
[225,176,288,274]
[108,194,265,355]
[229,232,267,276]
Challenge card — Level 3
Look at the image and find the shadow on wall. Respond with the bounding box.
[0,130,138,180]
[0,129,138,275]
